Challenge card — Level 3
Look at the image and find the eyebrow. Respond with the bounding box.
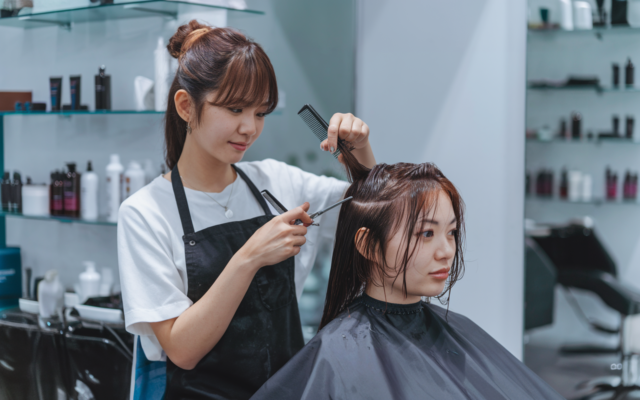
[420,217,457,226]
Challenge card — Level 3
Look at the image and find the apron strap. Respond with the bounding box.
[232,165,273,217]
[171,166,195,236]
[171,165,273,237]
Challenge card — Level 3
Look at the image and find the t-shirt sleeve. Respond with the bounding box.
[117,201,192,337]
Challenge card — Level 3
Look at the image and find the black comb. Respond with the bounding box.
[261,190,289,214]
[298,104,343,159]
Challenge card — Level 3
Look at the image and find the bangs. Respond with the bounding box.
[209,46,278,113]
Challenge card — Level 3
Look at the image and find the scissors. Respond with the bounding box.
[261,190,353,226]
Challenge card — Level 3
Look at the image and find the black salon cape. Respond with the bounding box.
[250,294,563,400]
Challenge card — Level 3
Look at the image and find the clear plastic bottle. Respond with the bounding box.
[38,270,64,319]
[79,261,101,303]
[124,161,146,199]
[106,154,124,223]
[81,161,99,220]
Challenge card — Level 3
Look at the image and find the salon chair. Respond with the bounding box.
[524,238,556,331]
[530,219,640,400]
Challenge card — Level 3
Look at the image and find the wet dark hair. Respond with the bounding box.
[164,20,278,169]
[319,145,466,330]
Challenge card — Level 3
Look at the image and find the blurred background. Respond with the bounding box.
[2,0,640,399]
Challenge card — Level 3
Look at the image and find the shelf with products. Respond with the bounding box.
[0,110,164,117]
[525,196,639,206]
[528,85,640,94]
[0,211,116,227]
[526,137,640,145]
[528,26,640,38]
[0,1,263,30]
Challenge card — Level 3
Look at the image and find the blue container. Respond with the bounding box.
[0,247,21,309]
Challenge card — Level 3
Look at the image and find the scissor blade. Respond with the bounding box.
[309,196,353,219]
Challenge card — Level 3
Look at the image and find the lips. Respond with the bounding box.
[229,141,248,151]
[429,268,450,280]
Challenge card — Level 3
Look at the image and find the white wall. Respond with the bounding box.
[356,0,527,358]
[0,1,355,291]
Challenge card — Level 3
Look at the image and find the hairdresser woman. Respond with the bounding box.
[117,20,375,400]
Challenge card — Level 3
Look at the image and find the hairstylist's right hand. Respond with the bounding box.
[237,202,312,271]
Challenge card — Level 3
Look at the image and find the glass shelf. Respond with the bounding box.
[0,1,264,29]
[0,211,116,226]
[0,109,283,117]
[526,137,640,145]
[528,26,640,37]
[528,85,640,93]
[0,110,164,116]
[526,196,639,206]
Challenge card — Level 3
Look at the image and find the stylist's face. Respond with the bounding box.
[383,191,457,299]
[190,91,269,164]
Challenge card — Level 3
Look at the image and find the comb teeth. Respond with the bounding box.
[298,105,341,158]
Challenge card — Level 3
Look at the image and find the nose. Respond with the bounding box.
[238,113,257,137]
[434,236,455,262]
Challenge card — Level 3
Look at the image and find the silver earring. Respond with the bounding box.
[186,124,192,134]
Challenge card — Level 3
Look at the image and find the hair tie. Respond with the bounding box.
[182,28,210,56]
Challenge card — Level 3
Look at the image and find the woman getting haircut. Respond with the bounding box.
[251,147,563,399]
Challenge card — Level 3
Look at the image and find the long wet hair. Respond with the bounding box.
[164,20,278,169]
[318,145,466,330]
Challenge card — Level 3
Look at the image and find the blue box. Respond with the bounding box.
[0,247,22,308]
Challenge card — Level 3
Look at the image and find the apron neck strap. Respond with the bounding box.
[232,165,273,217]
[171,164,274,236]
[171,165,196,236]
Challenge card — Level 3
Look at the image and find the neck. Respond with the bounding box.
[167,134,236,193]
[365,281,422,305]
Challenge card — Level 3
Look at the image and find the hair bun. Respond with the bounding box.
[167,20,211,59]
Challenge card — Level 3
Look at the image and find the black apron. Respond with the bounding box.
[165,165,305,400]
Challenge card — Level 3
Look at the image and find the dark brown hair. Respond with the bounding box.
[319,145,466,330]
[164,20,278,169]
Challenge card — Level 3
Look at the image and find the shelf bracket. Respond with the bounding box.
[17,16,71,30]
[122,5,178,19]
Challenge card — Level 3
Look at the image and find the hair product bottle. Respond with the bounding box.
[79,261,101,303]
[95,65,111,110]
[51,171,65,216]
[626,58,635,88]
[11,171,22,213]
[106,154,124,223]
[64,163,81,217]
[1,172,11,212]
[124,161,146,199]
[81,161,99,220]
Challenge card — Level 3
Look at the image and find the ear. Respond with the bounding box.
[174,89,193,124]
[354,227,373,260]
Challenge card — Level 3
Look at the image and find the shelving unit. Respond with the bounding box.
[528,26,640,38]
[0,211,116,226]
[525,196,639,206]
[0,1,263,29]
[0,1,266,249]
[528,86,640,93]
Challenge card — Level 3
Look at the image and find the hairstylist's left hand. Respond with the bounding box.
[322,113,376,169]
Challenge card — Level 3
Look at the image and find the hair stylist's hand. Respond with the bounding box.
[236,203,313,272]
[321,113,370,154]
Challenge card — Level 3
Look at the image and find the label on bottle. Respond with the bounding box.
[53,194,63,211]
[64,180,77,211]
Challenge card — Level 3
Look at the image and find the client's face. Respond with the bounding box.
[377,191,457,303]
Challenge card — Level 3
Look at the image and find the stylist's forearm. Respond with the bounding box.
[352,142,376,169]
[156,254,260,369]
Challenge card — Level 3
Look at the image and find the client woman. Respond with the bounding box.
[250,149,563,399]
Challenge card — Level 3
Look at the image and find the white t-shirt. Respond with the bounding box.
[117,159,348,361]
